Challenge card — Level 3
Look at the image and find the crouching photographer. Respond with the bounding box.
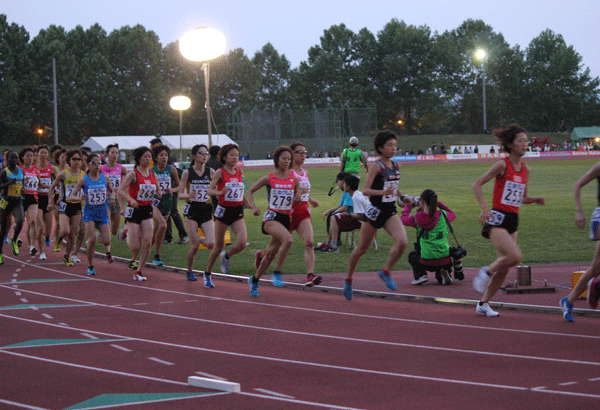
[401,189,460,286]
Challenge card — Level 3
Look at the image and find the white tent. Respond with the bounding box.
[81,134,236,152]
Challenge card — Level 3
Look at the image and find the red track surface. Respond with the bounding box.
[1,251,599,410]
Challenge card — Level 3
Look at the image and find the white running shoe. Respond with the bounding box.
[39,252,46,260]
[219,250,230,274]
[473,267,491,294]
[133,272,147,281]
[71,254,81,263]
[411,276,428,285]
[476,303,499,317]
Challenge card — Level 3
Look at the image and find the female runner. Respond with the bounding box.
[48,149,85,266]
[343,131,409,300]
[35,144,58,260]
[101,144,128,237]
[472,124,545,317]
[68,154,116,275]
[19,147,40,257]
[178,144,215,284]
[0,151,25,263]
[205,144,249,279]
[118,146,162,281]
[51,148,68,252]
[246,146,303,297]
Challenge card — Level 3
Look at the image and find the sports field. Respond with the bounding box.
[106,157,599,276]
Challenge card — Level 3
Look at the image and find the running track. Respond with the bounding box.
[1,252,599,410]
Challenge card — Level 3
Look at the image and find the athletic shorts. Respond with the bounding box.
[22,194,38,211]
[590,207,600,241]
[481,209,519,239]
[153,195,172,217]
[185,202,213,226]
[334,212,362,232]
[0,197,22,214]
[82,204,109,225]
[37,195,51,214]
[365,204,397,230]
[290,206,311,231]
[124,204,153,225]
[108,198,121,215]
[214,205,244,226]
[59,201,82,218]
[262,210,291,234]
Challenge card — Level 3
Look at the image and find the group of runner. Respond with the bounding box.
[0,128,598,317]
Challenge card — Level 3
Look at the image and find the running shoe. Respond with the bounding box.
[29,246,37,256]
[54,237,61,252]
[62,255,73,267]
[254,250,263,269]
[106,252,114,264]
[560,296,574,322]
[440,269,452,286]
[476,302,499,317]
[45,237,51,247]
[377,270,397,290]
[10,240,19,256]
[411,276,428,285]
[153,255,163,266]
[16,238,22,247]
[178,236,189,244]
[128,260,138,270]
[248,275,259,297]
[71,254,81,263]
[343,280,353,300]
[587,277,600,309]
[319,244,339,253]
[220,250,230,274]
[133,272,147,281]
[187,271,198,281]
[203,273,214,288]
[0,253,3,265]
[87,266,96,276]
[39,252,46,260]
[3,237,8,244]
[473,267,491,294]
[272,272,284,287]
[305,273,322,287]
[314,242,327,251]
[118,226,128,241]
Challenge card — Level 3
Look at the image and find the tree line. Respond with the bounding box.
[1,14,599,146]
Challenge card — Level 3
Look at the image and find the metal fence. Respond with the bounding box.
[227,105,377,159]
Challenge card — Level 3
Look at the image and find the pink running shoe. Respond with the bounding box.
[587,277,600,309]
[254,250,262,269]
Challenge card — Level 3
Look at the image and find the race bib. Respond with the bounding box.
[157,175,171,192]
[137,184,156,201]
[190,183,210,202]
[365,205,381,221]
[224,182,244,202]
[299,180,310,202]
[500,181,525,208]
[87,187,107,206]
[214,205,225,218]
[382,180,399,202]
[107,175,120,189]
[39,177,51,194]
[124,206,134,219]
[66,184,82,199]
[269,188,294,211]
[24,176,38,191]
[7,181,22,197]
[487,210,506,226]
[263,210,277,222]
[58,201,67,213]
[183,203,190,216]
[0,198,7,210]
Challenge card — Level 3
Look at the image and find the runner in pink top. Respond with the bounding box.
[101,144,127,236]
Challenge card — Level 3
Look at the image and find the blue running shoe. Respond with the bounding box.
[45,239,51,247]
[187,271,198,281]
[560,297,574,322]
[378,270,397,290]
[203,273,214,288]
[87,266,96,276]
[248,276,259,297]
[272,272,284,287]
[3,237,8,244]
[153,255,163,266]
[343,280,353,300]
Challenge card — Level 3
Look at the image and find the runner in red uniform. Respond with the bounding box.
[472,124,545,317]
[246,146,303,296]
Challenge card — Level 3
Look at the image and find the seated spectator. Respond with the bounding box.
[320,174,369,253]
[316,172,351,250]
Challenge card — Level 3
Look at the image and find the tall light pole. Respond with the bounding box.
[179,27,226,148]
[169,96,191,161]
[475,49,487,133]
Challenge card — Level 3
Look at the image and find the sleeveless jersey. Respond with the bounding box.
[218,167,244,207]
[128,168,157,206]
[83,174,108,209]
[101,163,123,192]
[3,167,24,198]
[21,165,39,198]
[291,168,310,213]
[342,148,363,173]
[37,163,54,196]
[369,160,400,209]
[63,168,85,203]
[152,164,173,206]
[266,172,296,215]
[492,157,528,214]
[187,166,212,204]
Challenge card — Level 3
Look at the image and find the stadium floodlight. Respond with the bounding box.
[475,49,487,133]
[170,96,191,160]
[179,27,226,147]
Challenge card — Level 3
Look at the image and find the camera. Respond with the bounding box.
[449,246,466,281]
[397,195,420,208]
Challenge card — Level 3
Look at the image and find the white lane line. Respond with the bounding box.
[254,388,295,398]
[58,323,70,327]
[0,398,49,410]
[15,268,21,273]
[20,298,28,303]
[29,306,38,311]
[80,333,99,339]
[133,303,148,306]
[148,357,174,366]
[590,377,600,381]
[558,381,577,386]
[41,313,53,319]
[14,291,21,296]
[110,344,132,352]
[184,300,197,302]
[13,274,18,277]
[159,301,173,304]
[194,371,227,381]
[531,386,546,391]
